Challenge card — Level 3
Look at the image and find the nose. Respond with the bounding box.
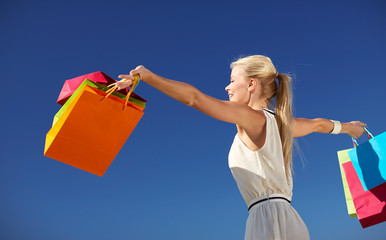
[225,83,230,92]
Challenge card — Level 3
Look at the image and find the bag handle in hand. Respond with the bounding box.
[105,74,141,109]
[352,127,374,147]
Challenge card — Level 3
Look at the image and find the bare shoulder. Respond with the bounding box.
[237,109,268,150]
[235,105,266,129]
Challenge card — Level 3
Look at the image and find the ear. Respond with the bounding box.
[247,78,258,92]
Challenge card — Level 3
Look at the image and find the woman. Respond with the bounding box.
[117,55,366,240]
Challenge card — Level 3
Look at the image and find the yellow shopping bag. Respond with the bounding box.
[337,149,357,217]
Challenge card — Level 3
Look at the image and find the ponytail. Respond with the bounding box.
[230,55,294,182]
[275,73,293,181]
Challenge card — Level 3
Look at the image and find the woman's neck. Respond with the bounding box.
[247,91,268,110]
[248,101,268,111]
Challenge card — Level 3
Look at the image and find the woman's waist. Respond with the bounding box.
[235,181,293,203]
[247,193,292,212]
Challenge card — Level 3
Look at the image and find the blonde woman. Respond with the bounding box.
[117,55,366,240]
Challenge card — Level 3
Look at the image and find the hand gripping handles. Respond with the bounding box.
[352,127,374,147]
[105,74,141,109]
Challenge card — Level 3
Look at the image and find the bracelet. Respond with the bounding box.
[330,120,342,134]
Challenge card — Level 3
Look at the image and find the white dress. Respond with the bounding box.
[228,109,310,240]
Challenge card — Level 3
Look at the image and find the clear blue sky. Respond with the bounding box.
[1,0,386,239]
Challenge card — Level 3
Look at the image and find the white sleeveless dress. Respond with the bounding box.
[228,109,310,240]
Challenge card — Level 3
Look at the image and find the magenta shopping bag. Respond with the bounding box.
[342,161,386,228]
[56,71,145,106]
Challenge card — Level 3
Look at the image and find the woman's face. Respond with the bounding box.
[225,66,250,103]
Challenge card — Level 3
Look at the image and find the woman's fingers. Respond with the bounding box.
[116,77,133,90]
[350,121,367,139]
[117,65,148,90]
[352,121,367,127]
[118,74,132,79]
[130,65,148,80]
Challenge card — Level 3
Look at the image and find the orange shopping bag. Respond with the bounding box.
[44,84,145,176]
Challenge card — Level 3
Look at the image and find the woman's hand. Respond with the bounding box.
[129,65,152,80]
[115,77,133,90]
[117,65,153,90]
[342,121,367,139]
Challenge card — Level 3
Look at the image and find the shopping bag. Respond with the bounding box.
[53,79,146,126]
[348,128,386,191]
[337,149,357,217]
[342,161,386,228]
[44,84,145,176]
[56,71,145,105]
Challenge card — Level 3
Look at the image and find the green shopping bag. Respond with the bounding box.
[337,149,357,217]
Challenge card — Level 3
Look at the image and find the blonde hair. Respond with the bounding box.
[230,55,293,181]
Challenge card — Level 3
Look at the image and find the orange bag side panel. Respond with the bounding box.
[45,85,144,176]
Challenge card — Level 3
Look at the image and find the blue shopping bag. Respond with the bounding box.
[348,128,386,191]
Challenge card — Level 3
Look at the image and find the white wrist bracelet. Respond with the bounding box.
[330,120,342,134]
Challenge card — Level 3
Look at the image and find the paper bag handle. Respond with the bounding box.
[352,127,374,147]
[104,74,141,109]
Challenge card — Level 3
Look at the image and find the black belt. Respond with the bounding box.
[248,197,291,211]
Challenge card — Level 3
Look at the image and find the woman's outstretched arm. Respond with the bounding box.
[292,118,366,138]
[117,66,266,132]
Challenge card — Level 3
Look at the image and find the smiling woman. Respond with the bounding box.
[226,67,252,103]
[117,55,366,240]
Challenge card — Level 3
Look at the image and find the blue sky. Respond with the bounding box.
[1,0,386,239]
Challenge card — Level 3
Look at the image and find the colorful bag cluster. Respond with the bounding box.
[44,72,146,176]
[337,128,386,228]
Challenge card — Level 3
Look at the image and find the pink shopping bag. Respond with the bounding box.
[342,161,386,228]
[57,71,146,105]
